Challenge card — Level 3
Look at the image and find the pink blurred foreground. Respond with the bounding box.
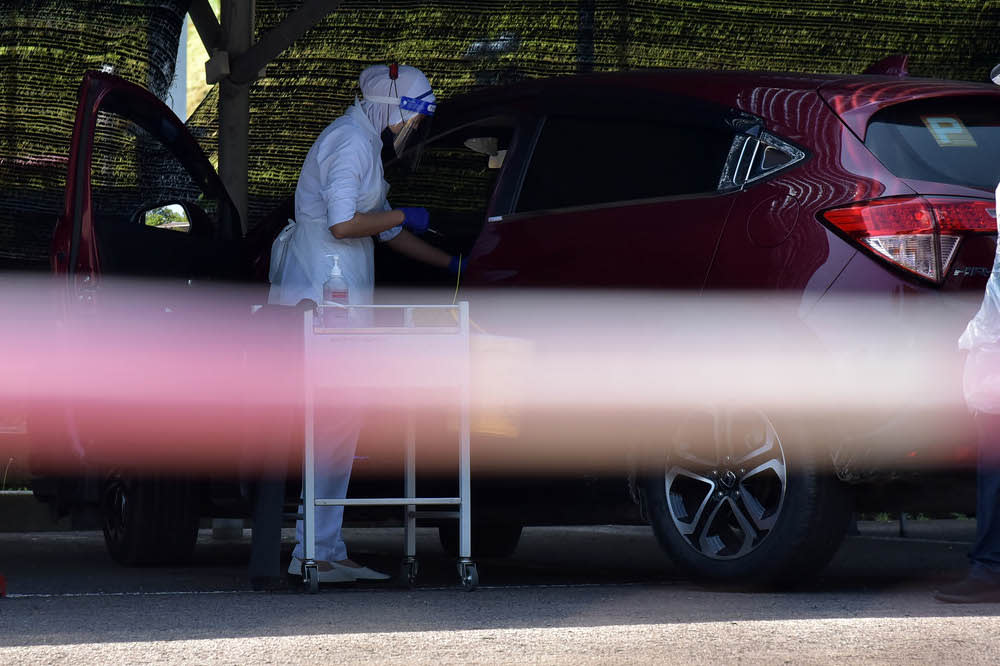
[0,277,981,475]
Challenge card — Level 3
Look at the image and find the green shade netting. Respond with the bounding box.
[0,0,188,268]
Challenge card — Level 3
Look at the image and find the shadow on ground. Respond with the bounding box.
[0,522,986,648]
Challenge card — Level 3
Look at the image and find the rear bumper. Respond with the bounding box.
[804,250,982,478]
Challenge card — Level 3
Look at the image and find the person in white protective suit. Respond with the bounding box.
[936,181,1000,603]
[272,64,462,583]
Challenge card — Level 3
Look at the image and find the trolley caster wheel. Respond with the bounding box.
[399,558,419,588]
[303,563,319,594]
[458,561,479,591]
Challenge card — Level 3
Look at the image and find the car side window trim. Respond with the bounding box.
[496,189,736,223]
[505,115,546,219]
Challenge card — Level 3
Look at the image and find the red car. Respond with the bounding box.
[33,67,1000,585]
[372,68,998,583]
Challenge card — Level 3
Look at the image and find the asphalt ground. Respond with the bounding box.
[2,520,999,663]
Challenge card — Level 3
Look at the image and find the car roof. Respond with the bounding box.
[818,77,1000,139]
[443,69,827,113]
[440,68,998,120]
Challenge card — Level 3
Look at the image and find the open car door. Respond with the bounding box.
[52,71,249,301]
[35,73,256,563]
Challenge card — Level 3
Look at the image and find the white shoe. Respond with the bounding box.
[336,562,391,581]
[287,556,355,583]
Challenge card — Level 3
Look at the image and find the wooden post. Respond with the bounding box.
[189,0,344,237]
[218,0,254,236]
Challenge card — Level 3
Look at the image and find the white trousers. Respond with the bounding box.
[293,409,363,563]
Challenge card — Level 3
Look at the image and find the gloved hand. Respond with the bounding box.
[399,207,430,235]
[448,255,463,275]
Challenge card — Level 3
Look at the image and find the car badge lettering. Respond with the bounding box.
[954,266,992,277]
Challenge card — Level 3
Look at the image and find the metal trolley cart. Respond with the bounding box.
[300,303,476,592]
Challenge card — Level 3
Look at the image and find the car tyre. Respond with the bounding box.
[439,522,523,559]
[641,409,851,587]
[101,471,200,566]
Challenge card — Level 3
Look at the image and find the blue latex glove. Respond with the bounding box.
[399,207,430,235]
[448,255,463,275]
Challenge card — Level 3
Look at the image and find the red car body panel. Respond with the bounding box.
[467,195,736,289]
[51,74,109,282]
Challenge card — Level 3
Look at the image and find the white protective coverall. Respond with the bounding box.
[959,182,1000,414]
[271,65,436,563]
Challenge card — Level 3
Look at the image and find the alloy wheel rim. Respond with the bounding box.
[664,409,787,560]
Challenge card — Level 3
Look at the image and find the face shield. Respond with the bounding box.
[366,89,436,158]
[394,92,436,151]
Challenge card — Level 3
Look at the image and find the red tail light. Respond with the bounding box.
[820,196,995,283]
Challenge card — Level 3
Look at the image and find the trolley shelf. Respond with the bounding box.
[314,497,461,507]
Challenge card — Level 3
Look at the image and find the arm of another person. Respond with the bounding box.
[384,229,451,269]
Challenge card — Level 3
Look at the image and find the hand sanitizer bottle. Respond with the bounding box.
[321,254,349,327]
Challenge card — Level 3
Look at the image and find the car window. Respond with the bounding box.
[515,115,734,213]
[865,96,1000,191]
[140,203,191,232]
[385,117,517,257]
[90,109,219,237]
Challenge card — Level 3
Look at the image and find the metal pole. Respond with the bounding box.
[405,411,417,559]
[404,308,417,560]
[458,302,472,561]
[303,310,316,566]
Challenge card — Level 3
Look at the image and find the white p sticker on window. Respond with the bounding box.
[921,115,977,148]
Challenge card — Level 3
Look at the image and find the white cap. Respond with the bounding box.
[359,64,436,129]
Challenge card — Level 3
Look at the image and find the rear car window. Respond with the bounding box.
[516,115,733,213]
[865,96,1000,191]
